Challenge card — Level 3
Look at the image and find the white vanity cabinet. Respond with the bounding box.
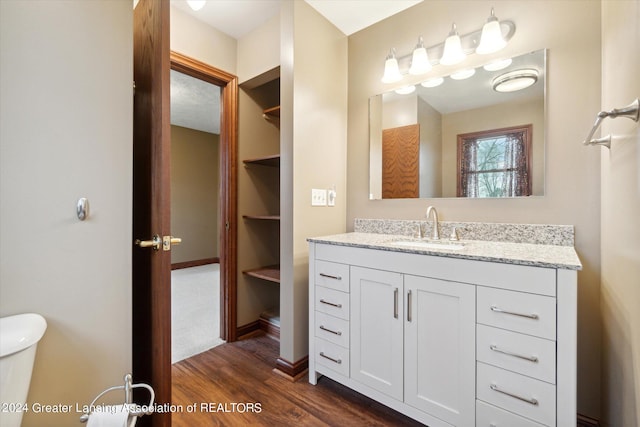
[308,240,578,427]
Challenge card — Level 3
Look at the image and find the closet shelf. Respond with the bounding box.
[243,154,280,167]
[243,266,280,284]
[243,215,280,221]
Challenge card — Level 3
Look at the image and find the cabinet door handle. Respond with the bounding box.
[394,288,399,319]
[319,299,342,308]
[490,344,539,363]
[490,305,539,320]
[319,351,342,364]
[319,325,342,336]
[407,290,412,322]
[490,383,539,406]
[319,273,342,281]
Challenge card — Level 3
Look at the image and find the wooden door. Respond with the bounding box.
[404,275,475,426]
[382,124,420,198]
[132,0,171,426]
[350,266,404,400]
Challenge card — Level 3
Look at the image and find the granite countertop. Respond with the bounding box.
[308,232,582,270]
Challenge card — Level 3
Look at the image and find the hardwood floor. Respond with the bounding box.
[172,332,423,426]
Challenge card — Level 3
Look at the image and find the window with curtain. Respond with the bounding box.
[457,125,532,197]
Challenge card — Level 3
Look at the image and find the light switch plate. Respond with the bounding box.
[311,189,327,206]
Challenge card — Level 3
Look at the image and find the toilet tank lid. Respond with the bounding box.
[0,313,47,357]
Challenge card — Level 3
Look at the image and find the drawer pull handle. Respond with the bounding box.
[320,299,342,308]
[319,273,342,280]
[319,351,342,364]
[490,383,539,406]
[394,288,399,319]
[407,290,413,322]
[490,345,539,363]
[319,325,342,336]
[490,305,539,320]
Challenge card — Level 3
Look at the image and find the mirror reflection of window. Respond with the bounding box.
[457,125,532,197]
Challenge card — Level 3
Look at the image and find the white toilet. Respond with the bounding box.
[0,313,47,427]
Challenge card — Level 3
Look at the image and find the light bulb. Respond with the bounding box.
[187,0,206,11]
[409,37,432,75]
[381,49,402,83]
[476,8,507,54]
[440,24,466,66]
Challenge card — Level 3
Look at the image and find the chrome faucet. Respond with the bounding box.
[425,206,440,240]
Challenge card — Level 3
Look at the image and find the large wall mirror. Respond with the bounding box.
[369,49,546,199]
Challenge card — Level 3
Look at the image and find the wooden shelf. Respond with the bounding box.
[243,215,280,221]
[243,266,280,284]
[262,106,280,118]
[243,154,280,167]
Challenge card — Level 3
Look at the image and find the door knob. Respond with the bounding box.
[135,235,161,250]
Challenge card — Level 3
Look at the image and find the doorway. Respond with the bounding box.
[169,68,223,363]
[170,51,239,344]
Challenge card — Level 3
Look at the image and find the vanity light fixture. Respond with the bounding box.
[421,77,444,88]
[381,48,403,83]
[450,68,476,80]
[483,58,513,71]
[395,85,416,95]
[380,8,515,85]
[187,0,206,11]
[440,23,466,66]
[409,37,432,75]
[476,8,507,54]
[493,68,539,92]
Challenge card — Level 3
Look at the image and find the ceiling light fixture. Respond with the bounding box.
[476,8,507,54]
[493,69,539,92]
[409,37,432,75]
[187,0,206,11]
[440,23,466,66]
[381,48,402,83]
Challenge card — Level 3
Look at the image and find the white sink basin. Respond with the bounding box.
[391,240,465,250]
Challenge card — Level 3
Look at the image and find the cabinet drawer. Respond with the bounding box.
[477,287,556,340]
[477,363,556,427]
[315,260,349,292]
[315,311,349,348]
[477,400,545,427]
[315,286,349,320]
[315,338,349,377]
[477,325,556,384]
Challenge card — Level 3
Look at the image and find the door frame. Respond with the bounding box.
[170,51,238,342]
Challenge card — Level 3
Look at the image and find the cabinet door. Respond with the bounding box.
[351,266,404,400]
[404,275,475,426]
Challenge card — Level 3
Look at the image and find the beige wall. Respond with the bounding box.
[418,98,443,197]
[280,1,348,362]
[170,6,237,75]
[0,1,132,426]
[600,1,640,426]
[238,14,280,84]
[347,0,602,418]
[170,126,220,264]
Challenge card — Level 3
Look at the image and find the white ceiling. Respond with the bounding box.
[170,0,423,134]
[170,0,423,38]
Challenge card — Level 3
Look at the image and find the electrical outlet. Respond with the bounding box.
[311,189,327,206]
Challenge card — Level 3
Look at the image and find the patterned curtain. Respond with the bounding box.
[460,141,478,197]
[504,132,530,196]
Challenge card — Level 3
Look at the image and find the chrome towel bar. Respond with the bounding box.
[583,98,639,149]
